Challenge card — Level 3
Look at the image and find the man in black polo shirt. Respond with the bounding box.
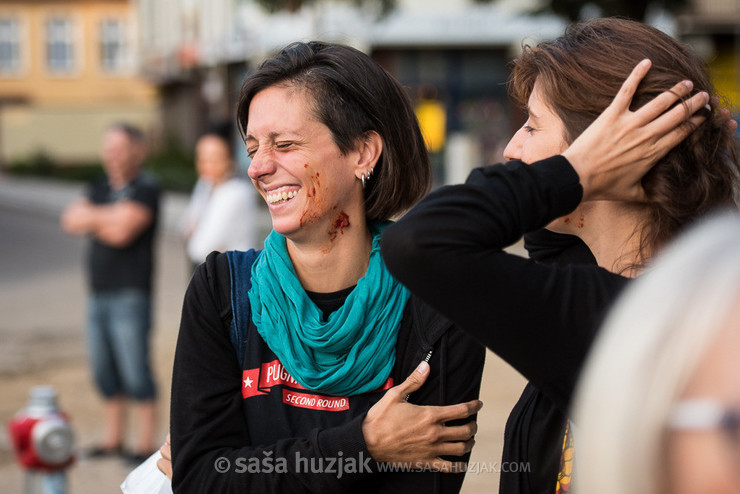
[61,123,159,464]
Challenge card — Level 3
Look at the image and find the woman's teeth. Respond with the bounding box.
[266,190,298,204]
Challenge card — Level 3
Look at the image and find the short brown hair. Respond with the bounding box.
[237,41,431,221]
[510,17,740,265]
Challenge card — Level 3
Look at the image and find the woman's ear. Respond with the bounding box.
[355,131,383,179]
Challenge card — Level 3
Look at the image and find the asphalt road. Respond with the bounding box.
[0,206,88,376]
[0,206,85,284]
[0,204,189,375]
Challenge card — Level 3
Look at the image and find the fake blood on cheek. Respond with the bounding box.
[299,166,323,227]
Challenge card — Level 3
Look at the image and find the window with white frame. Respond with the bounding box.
[100,18,127,73]
[0,17,21,74]
[46,17,75,73]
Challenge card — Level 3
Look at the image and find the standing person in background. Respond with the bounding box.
[61,123,159,465]
[180,131,256,271]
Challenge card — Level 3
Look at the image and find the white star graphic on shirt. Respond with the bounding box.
[244,376,253,388]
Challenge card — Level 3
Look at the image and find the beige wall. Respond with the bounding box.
[0,0,157,163]
[2,105,156,163]
[689,0,739,18]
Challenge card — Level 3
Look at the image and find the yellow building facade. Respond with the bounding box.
[0,0,157,164]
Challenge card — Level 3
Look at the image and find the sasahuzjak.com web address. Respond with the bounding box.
[377,461,531,474]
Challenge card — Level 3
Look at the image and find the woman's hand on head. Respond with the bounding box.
[156,433,173,480]
[562,59,711,202]
[361,361,483,472]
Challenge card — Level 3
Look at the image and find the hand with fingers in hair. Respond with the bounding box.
[563,59,712,203]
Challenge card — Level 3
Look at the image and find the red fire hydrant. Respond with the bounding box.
[7,386,75,494]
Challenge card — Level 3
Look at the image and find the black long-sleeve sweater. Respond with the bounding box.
[170,251,485,493]
[381,156,630,493]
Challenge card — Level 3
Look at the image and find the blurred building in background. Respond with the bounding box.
[135,0,566,183]
[135,0,250,168]
[1,0,736,182]
[676,0,739,114]
[0,0,157,167]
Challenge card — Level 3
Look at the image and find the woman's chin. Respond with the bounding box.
[270,219,298,237]
[269,216,317,240]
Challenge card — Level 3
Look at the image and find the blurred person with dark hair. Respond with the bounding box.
[180,132,257,271]
[61,122,160,464]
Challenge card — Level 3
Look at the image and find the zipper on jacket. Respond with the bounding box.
[405,348,434,402]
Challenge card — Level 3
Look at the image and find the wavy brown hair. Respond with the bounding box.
[510,17,739,266]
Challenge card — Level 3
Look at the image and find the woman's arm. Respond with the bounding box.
[381,157,625,413]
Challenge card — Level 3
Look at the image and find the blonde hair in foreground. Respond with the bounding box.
[572,211,740,494]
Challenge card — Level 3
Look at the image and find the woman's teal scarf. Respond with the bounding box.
[248,223,410,396]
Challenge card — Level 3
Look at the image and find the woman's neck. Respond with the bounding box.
[576,201,648,278]
[286,218,373,293]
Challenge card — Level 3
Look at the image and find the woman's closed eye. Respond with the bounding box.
[247,141,293,158]
[524,125,536,135]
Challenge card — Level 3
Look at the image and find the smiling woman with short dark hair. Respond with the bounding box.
[167,41,486,494]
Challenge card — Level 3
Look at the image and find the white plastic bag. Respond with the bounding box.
[120,451,173,494]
